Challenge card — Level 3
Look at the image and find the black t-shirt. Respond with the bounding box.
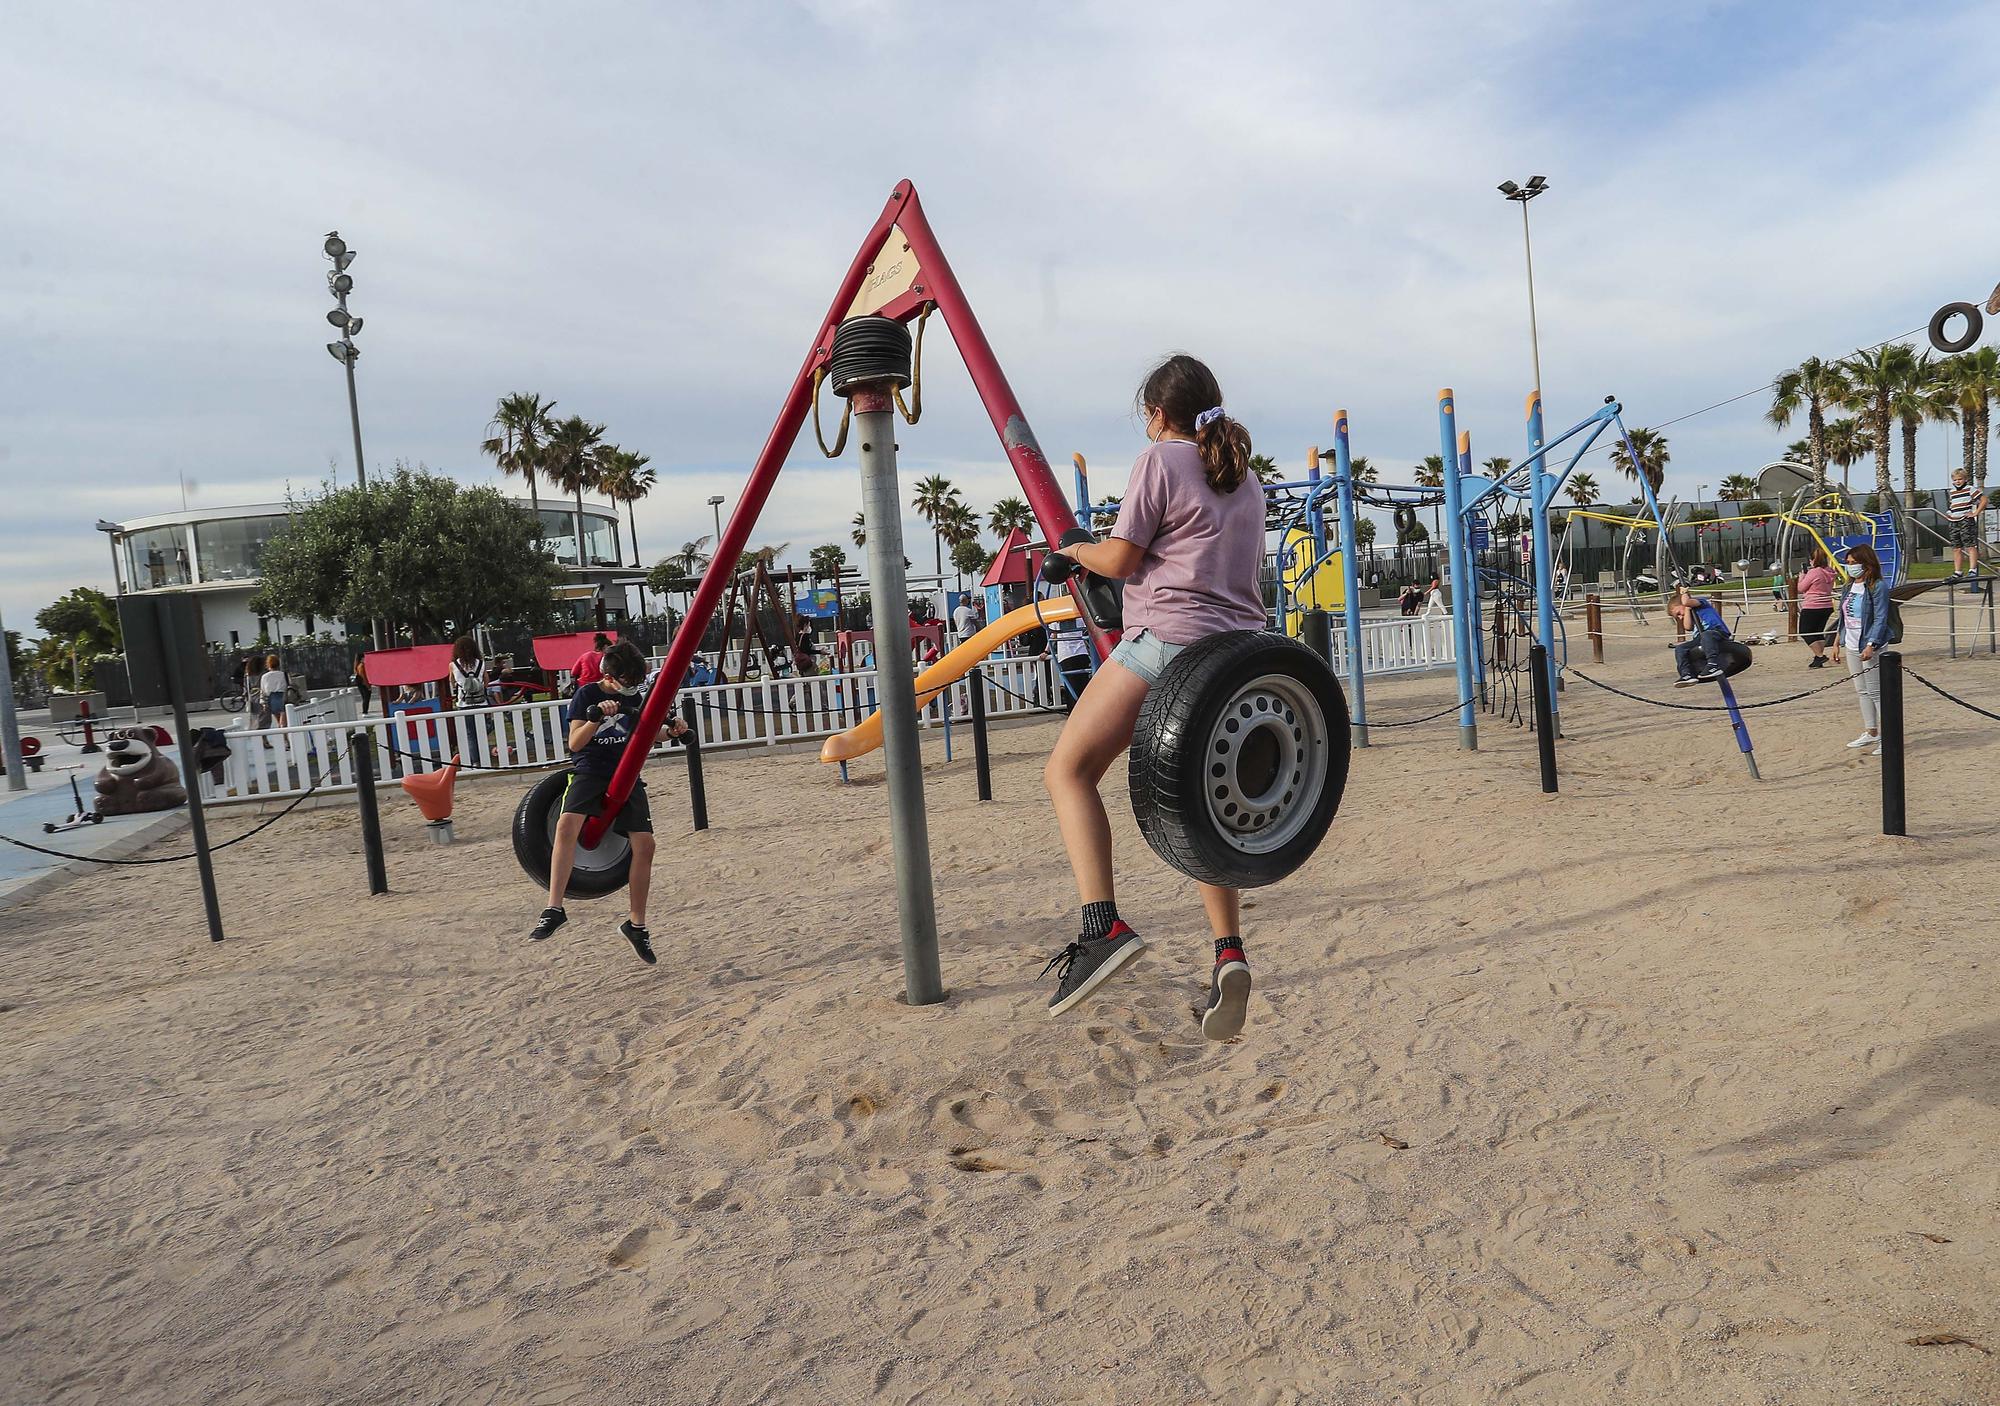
[568,682,640,775]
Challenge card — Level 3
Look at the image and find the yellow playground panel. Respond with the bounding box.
[1281,526,1344,636]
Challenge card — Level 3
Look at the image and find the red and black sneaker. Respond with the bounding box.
[1043,920,1147,1017]
[1202,942,1252,1041]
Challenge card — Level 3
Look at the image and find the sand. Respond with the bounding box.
[3,614,1998,1405]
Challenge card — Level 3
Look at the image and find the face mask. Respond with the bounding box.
[601,679,627,694]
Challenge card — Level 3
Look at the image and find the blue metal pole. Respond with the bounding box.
[1072,453,1090,528]
[1332,412,1369,748]
[1526,392,1560,721]
[1307,452,1328,557]
[1716,678,1761,779]
[1459,430,1486,705]
[1437,390,1478,749]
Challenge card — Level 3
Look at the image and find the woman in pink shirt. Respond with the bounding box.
[1795,549,1835,669]
[1039,355,1267,1039]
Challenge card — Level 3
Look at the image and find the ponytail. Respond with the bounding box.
[1196,414,1252,494]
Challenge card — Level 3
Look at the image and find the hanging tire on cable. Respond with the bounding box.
[511,770,632,898]
[1128,630,1351,889]
[1393,504,1419,539]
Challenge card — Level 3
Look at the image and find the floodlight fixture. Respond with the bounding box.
[324,233,347,259]
[1497,180,1519,195]
[327,308,351,328]
[328,271,353,295]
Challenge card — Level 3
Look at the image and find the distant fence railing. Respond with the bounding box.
[1328,616,1455,676]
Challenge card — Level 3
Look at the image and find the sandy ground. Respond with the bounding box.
[3,614,1999,1405]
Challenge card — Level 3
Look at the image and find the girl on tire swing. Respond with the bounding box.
[1041,354,1270,1039]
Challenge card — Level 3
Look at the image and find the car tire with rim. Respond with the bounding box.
[1129,630,1351,889]
[511,769,632,898]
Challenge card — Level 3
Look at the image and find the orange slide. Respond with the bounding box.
[819,597,1080,764]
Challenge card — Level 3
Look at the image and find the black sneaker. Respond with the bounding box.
[1203,943,1253,1041]
[1695,668,1723,682]
[1673,676,1697,688]
[620,920,658,965]
[1043,920,1146,1017]
[530,907,567,941]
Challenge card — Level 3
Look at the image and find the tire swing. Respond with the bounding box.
[511,770,632,899]
[1042,530,1352,887]
[1392,503,1419,539]
[1929,301,1983,355]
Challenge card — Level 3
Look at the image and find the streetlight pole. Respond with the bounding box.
[322,233,367,489]
[1497,177,1550,410]
[708,495,725,547]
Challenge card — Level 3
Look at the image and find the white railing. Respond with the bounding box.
[199,658,1065,804]
[1328,616,1456,676]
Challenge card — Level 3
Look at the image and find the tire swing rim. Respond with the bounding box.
[511,769,632,899]
[1202,670,1329,856]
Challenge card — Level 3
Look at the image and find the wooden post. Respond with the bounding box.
[1586,592,1604,663]
[1786,595,1798,642]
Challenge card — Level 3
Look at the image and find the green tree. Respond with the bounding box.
[1481,456,1512,480]
[1349,456,1377,484]
[1353,518,1377,548]
[1718,474,1758,501]
[1567,472,1600,505]
[1885,352,1952,502]
[541,414,606,566]
[1249,454,1281,485]
[34,586,122,659]
[1841,343,1913,500]
[1767,357,1849,493]
[481,391,556,522]
[1821,415,1873,491]
[986,495,1033,538]
[1413,455,1444,488]
[809,544,848,579]
[4,630,24,701]
[1608,426,1669,492]
[251,469,565,641]
[850,511,867,550]
[592,445,655,567]
[1944,347,2000,489]
[950,538,991,579]
[911,474,961,575]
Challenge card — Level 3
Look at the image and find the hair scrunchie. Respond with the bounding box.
[1194,406,1225,430]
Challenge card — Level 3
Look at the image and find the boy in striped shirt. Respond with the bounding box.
[1946,469,1987,581]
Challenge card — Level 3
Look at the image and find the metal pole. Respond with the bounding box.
[1302,609,1333,665]
[1878,651,1905,836]
[1520,198,1544,415]
[968,665,992,802]
[680,696,709,832]
[0,603,24,792]
[1529,643,1557,793]
[1437,390,1479,749]
[343,356,367,490]
[158,599,225,942]
[1526,394,1561,720]
[1331,412,1369,747]
[1460,431,1487,709]
[352,730,388,894]
[856,391,944,1006]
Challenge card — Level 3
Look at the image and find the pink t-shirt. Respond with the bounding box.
[1797,565,1834,609]
[1109,440,1268,644]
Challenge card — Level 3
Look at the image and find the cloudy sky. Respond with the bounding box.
[4,0,1996,633]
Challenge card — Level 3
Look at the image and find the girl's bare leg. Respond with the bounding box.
[1197,882,1240,941]
[1042,661,1151,906]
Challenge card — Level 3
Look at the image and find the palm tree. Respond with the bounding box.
[1842,343,1912,501]
[1609,426,1670,493]
[1718,474,1758,501]
[1349,455,1377,484]
[542,414,606,566]
[1567,472,1600,506]
[937,500,981,591]
[1248,454,1281,485]
[809,544,847,580]
[737,542,789,573]
[591,445,655,567]
[1884,351,1945,502]
[1767,357,1849,493]
[1821,416,1873,492]
[481,391,556,528]
[986,495,1033,538]
[1947,347,2000,489]
[911,474,961,575]
[1481,455,1512,480]
[1413,455,1444,488]
[850,511,867,550]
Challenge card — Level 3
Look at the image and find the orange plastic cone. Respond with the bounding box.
[400,755,460,822]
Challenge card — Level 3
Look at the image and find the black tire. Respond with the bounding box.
[1930,301,1982,355]
[1129,630,1351,889]
[1393,504,1419,538]
[511,769,631,899]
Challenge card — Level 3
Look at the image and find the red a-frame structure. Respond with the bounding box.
[583,180,1092,846]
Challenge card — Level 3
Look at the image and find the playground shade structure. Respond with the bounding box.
[818,596,1080,763]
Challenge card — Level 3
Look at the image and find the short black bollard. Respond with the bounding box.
[352,730,389,894]
[1878,650,1905,837]
[1529,643,1558,794]
[968,666,993,802]
[681,695,709,832]
[1302,608,1333,664]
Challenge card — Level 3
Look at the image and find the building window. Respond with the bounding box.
[126,527,192,588]
[194,515,286,582]
[536,509,621,567]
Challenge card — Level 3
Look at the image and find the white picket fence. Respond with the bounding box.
[1328,616,1456,676]
[198,657,1066,806]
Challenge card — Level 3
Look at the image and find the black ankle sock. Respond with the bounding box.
[1081,901,1118,941]
[1215,936,1244,959]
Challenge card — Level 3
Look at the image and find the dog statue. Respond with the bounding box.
[94,727,189,816]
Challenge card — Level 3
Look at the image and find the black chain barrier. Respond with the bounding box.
[1365,699,1470,729]
[1564,663,1866,713]
[1905,668,2000,724]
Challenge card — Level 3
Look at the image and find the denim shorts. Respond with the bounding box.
[1107,628,1189,685]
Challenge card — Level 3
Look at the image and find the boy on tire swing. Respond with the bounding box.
[530,641,687,962]
[1040,355,1269,1040]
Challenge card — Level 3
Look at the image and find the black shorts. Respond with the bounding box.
[1798,606,1834,644]
[1946,515,1979,549]
[559,770,651,833]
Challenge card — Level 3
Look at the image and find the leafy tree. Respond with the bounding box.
[1717,474,1758,501]
[1567,472,1600,505]
[735,543,789,574]
[1767,357,1849,493]
[1608,426,1669,492]
[592,445,655,567]
[1396,517,1429,546]
[481,392,556,520]
[35,586,122,658]
[541,414,606,565]
[1353,518,1377,547]
[809,544,848,579]
[986,495,1033,538]
[251,468,565,641]
[950,538,991,578]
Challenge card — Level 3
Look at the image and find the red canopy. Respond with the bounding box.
[362,645,455,689]
[981,528,1034,587]
[531,631,617,671]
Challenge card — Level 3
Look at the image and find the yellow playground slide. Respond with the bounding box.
[1281,526,1343,635]
[819,596,1081,763]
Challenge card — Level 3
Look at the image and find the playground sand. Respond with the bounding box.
[4,619,1998,1405]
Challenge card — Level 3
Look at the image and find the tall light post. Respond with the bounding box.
[322,232,367,489]
[708,495,725,547]
[1496,176,1549,409]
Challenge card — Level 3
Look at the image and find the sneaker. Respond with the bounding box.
[1945,571,1965,582]
[1202,945,1253,1041]
[1845,733,1876,749]
[530,907,567,941]
[1695,668,1723,682]
[1043,920,1147,1017]
[1808,657,1826,669]
[1870,744,1883,758]
[1673,675,1697,688]
[620,920,658,965]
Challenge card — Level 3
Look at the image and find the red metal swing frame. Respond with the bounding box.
[583,179,1096,847]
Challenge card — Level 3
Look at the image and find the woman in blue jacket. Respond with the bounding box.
[1837,542,1895,756]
